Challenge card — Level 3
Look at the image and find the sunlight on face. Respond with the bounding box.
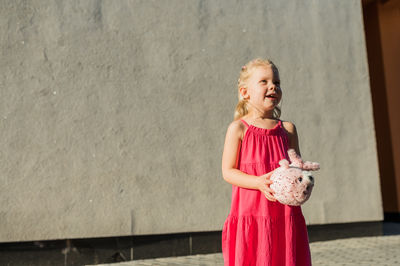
[245,65,282,112]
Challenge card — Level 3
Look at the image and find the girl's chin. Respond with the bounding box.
[263,102,279,108]
[265,98,279,103]
[260,107,276,113]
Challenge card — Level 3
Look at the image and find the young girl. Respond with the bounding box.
[221,58,312,265]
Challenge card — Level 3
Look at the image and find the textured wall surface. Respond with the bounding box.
[0,0,382,242]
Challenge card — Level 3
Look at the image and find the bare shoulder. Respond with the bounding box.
[222,119,246,175]
[281,120,297,134]
[226,119,246,140]
[281,120,301,155]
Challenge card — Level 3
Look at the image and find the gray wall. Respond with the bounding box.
[0,0,382,242]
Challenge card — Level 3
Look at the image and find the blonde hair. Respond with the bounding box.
[234,58,282,120]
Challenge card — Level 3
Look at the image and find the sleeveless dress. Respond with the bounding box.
[222,119,312,266]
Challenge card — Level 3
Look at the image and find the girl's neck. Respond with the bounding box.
[246,102,275,120]
[247,111,275,121]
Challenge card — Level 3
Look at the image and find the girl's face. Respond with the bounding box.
[240,65,282,112]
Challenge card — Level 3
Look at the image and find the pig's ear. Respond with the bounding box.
[288,149,303,168]
[279,159,290,169]
[303,161,320,171]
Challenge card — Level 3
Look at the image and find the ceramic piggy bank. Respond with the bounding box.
[270,149,320,206]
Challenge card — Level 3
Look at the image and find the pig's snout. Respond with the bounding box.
[303,182,314,195]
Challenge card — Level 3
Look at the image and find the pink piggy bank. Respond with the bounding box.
[270,149,320,206]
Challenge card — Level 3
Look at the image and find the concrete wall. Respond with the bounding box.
[0,0,382,242]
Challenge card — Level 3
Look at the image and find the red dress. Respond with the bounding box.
[222,119,312,266]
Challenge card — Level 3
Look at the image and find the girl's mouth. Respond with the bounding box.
[265,95,277,100]
[265,94,277,99]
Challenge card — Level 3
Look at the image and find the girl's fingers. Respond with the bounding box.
[259,173,275,202]
[261,189,276,201]
[265,194,276,201]
[262,185,274,194]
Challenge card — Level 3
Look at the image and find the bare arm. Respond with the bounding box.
[221,121,276,201]
[283,121,301,157]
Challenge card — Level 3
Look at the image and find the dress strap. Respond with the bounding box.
[240,119,250,128]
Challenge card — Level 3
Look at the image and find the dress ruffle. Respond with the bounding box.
[222,213,311,266]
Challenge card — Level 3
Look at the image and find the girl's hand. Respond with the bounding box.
[257,171,276,202]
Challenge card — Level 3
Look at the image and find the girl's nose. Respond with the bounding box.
[269,86,277,91]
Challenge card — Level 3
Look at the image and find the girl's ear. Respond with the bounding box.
[239,87,250,100]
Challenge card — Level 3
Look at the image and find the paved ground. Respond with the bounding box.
[310,234,400,265]
[88,233,400,266]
